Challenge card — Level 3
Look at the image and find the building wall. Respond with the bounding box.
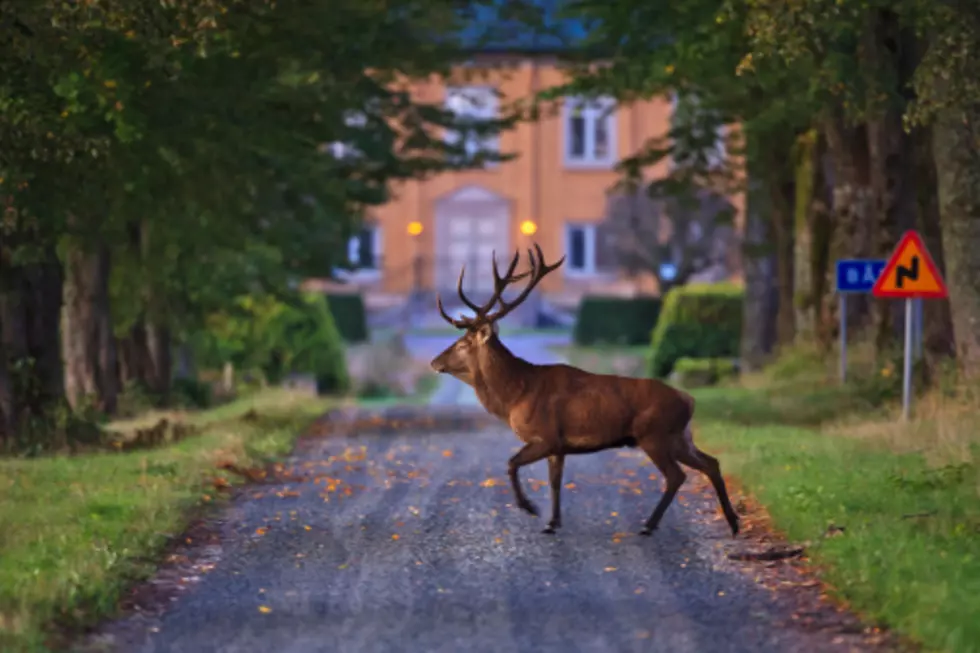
[357,54,743,300]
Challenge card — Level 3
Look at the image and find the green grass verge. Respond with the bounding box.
[692,381,980,653]
[0,389,335,653]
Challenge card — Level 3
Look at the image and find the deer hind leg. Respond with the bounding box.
[673,431,740,537]
[542,454,565,534]
[507,441,553,519]
[638,442,687,536]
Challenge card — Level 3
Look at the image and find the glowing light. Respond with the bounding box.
[407,221,423,236]
[520,220,538,236]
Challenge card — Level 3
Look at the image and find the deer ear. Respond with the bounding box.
[476,323,495,343]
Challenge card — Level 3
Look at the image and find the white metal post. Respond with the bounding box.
[902,298,914,421]
[839,294,847,384]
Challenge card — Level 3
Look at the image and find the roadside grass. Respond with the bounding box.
[690,345,980,653]
[0,388,335,653]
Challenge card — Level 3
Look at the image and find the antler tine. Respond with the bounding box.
[455,265,484,315]
[484,243,565,324]
[436,292,474,329]
[491,249,523,292]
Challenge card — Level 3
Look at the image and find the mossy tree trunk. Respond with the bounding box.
[62,243,118,414]
[932,102,980,379]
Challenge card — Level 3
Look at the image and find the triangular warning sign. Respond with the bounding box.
[872,230,948,299]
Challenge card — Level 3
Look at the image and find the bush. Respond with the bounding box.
[669,357,738,388]
[573,296,662,346]
[647,283,743,378]
[171,377,214,409]
[324,293,369,343]
[274,294,351,396]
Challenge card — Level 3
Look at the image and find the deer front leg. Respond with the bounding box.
[507,441,552,519]
[542,454,565,534]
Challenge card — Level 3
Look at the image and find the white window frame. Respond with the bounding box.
[562,95,618,169]
[564,222,615,279]
[334,225,382,281]
[444,85,500,166]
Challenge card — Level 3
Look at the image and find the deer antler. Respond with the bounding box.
[435,243,564,329]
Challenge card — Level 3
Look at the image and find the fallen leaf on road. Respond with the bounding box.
[304,525,312,531]
[604,566,617,572]
[442,450,453,457]
[564,482,576,489]
[255,527,268,536]
[391,534,400,541]
[258,605,272,613]
[480,478,500,488]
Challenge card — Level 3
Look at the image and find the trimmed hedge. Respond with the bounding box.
[647,283,743,378]
[573,296,662,346]
[325,293,369,343]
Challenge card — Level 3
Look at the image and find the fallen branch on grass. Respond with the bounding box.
[727,545,805,562]
[901,511,937,519]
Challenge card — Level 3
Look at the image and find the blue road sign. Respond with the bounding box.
[836,259,886,293]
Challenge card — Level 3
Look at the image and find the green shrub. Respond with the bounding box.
[324,293,369,343]
[274,294,350,396]
[171,377,214,409]
[669,357,738,388]
[573,296,662,346]
[647,283,743,378]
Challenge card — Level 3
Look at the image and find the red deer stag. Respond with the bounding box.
[430,244,740,538]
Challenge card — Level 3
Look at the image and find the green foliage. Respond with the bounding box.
[647,283,743,378]
[191,291,349,395]
[573,296,662,346]
[170,378,214,410]
[670,357,738,388]
[273,294,350,396]
[324,293,370,344]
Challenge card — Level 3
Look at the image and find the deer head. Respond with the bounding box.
[430,243,565,384]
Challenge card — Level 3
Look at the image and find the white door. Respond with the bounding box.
[436,188,510,301]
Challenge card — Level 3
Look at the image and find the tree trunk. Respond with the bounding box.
[63,244,118,414]
[768,165,796,348]
[913,126,955,366]
[145,322,171,399]
[740,161,779,371]
[932,102,980,379]
[0,248,65,442]
[865,11,919,361]
[823,112,875,339]
[793,130,817,342]
[117,320,151,389]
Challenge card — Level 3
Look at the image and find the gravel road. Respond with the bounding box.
[80,334,897,653]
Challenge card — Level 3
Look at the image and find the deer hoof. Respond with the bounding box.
[638,526,654,537]
[541,526,556,535]
[518,500,539,517]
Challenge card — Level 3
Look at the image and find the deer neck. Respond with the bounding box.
[472,336,532,419]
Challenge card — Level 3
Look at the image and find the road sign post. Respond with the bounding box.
[871,230,949,421]
[835,259,886,384]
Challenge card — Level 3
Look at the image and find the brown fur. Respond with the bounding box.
[430,245,740,537]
